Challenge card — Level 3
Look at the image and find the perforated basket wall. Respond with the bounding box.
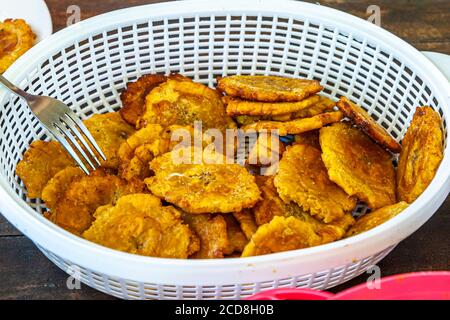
[0,2,448,300]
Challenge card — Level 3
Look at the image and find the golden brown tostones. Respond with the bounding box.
[233,210,258,240]
[241,216,323,257]
[119,74,168,125]
[241,111,343,136]
[397,107,444,203]
[320,122,397,209]
[217,75,323,102]
[291,96,336,119]
[254,174,355,242]
[346,202,409,237]
[233,96,335,126]
[247,132,285,167]
[182,213,230,259]
[83,194,199,258]
[337,97,401,153]
[0,19,36,73]
[274,144,357,223]
[293,130,321,149]
[223,214,249,255]
[146,148,261,214]
[41,166,84,210]
[45,169,145,235]
[117,124,186,181]
[226,95,320,116]
[139,79,236,130]
[83,112,136,170]
[15,141,75,198]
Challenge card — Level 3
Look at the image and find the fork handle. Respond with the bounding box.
[0,74,34,101]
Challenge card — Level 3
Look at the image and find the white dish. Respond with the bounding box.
[0,0,53,42]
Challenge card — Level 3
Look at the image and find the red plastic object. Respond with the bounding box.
[247,288,333,300]
[247,272,450,300]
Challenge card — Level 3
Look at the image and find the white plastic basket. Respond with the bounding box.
[0,0,449,300]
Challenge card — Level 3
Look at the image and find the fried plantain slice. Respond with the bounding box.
[217,75,323,102]
[320,122,397,209]
[241,111,343,136]
[241,216,323,257]
[293,130,321,149]
[83,194,199,258]
[226,95,320,116]
[182,213,230,259]
[117,124,188,181]
[253,176,303,225]
[0,19,36,73]
[15,141,75,198]
[397,107,444,203]
[346,202,409,237]
[41,166,84,210]
[83,112,136,170]
[291,96,336,119]
[146,148,261,214]
[274,144,357,223]
[139,79,236,130]
[45,169,145,235]
[337,97,401,153]
[247,132,285,167]
[253,175,355,242]
[119,74,168,125]
[233,96,335,126]
[233,210,258,240]
[222,214,249,255]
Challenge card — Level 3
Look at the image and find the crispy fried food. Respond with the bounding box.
[233,96,335,126]
[139,79,236,130]
[254,176,355,242]
[83,194,199,258]
[120,74,168,125]
[45,169,145,235]
[0,19,36,73]
[84,112,136,170]
[118,124,186,181]
[241,216,322,257]
[320,122,397,209]
[41,166,84,210]
[274,144,357,223]
[294,130,321,149]
[241,111,343,136]
[182,213,230,258]
[217,75,323,102]
[397,107,443,203]
[226,95,320,116]
[253,176,304,225]
[291,96,336,118]
[295,210,355,244]
[233,210,258,240]
[337,97,401,153]
[146,148,261,213]
[15,141,75,198]
[247,133,285,167]
[346,202,409,237]
[223,214,248,255]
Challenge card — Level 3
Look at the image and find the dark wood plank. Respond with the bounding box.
[0,236,114,300]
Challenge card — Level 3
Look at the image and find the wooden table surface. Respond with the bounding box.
[0,0,449,300]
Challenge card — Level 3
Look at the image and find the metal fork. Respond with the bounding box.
[0,74,106,174]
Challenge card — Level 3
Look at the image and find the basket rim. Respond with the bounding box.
[1,0,449,283]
